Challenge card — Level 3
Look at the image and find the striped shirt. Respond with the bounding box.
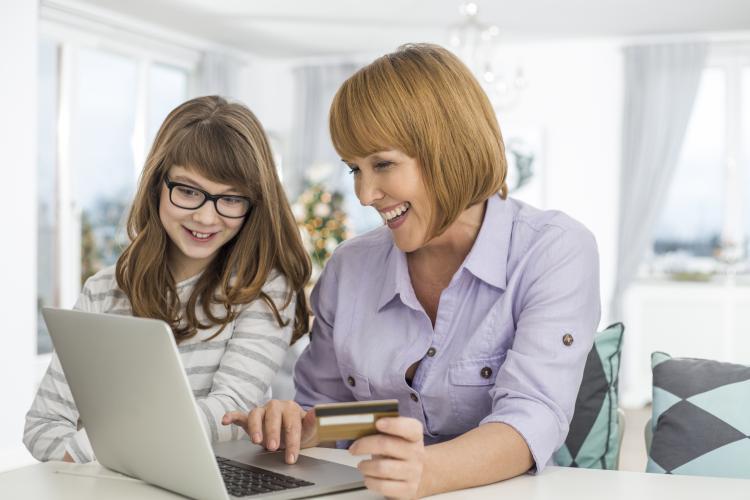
[24,265,295,463]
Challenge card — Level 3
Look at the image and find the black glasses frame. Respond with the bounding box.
[163,178,252,219]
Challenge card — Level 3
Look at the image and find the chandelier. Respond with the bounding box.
[448,1,527,109]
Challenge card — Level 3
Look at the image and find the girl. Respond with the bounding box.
[24,95,311,463]
[225,44,600,498]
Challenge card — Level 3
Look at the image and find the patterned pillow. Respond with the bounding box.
[554,322,624,469]
[647,352,750,479]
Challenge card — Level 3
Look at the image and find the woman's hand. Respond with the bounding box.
[62,451,75,463]
[222,400,318,464]
[349,417,426,499]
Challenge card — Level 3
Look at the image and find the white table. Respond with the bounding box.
[1,447,748,499]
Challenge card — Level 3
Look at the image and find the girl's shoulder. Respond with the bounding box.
[78,265,130,313]
[80,265,119,296]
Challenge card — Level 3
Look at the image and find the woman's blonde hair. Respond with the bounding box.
[116,96,311,344]
[329,43,508,238]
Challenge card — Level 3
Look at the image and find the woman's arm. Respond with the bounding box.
[352,420,532,498]
[420,423,533,494]
[351,224,601,498]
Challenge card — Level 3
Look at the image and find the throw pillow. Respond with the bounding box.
[554,322,624,469]
[647,352,750,479]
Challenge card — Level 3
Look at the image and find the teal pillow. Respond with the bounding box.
[647,352,750,479]
[554,322,624,469]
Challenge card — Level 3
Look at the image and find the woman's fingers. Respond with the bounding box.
[282,411,302,464]
[262,401,284,451]
[375,416,423,442]
[350,417,424,459]
[221,410,248,428]
[247,406,266,444]
[350,417,426,499]
[357,457,414,481]
[300,408,319,448]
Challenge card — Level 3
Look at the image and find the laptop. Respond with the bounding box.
[42,307,365,500]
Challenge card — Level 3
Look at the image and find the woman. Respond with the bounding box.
[24,96,311,463]
[225,44,600,498]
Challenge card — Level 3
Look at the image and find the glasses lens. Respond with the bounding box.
[171,184,206,209]
[216,196,251,218]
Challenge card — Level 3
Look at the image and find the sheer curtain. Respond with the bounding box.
[271,62,360,401]
[611,42,708,322]
[195,51,244,99]
[286,62,359,199]
[613,42,708,406]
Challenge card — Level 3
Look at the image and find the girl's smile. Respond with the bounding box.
[160,166,245,281]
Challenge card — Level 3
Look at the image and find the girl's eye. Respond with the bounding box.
[348,166,360,175]
[221,196,243,206]
[375,161,393,169]
[176,186,201,198]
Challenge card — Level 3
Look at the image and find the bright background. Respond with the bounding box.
[2,0,749,472]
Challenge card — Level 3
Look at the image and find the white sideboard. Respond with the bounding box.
[621,278,750,407]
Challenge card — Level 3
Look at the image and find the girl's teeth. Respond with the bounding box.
[191,231,211,239]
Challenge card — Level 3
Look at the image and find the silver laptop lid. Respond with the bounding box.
[43,307,229,500]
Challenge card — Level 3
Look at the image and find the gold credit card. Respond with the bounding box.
[314,399,399,442]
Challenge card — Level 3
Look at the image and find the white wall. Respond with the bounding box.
[499,39,623,326]
[0,1,39,471]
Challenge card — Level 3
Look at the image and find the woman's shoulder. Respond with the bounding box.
[508,197,596,248]
[327,225,393,269]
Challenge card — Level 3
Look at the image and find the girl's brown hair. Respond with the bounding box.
[329,43,508,238]
[116,96,311,344]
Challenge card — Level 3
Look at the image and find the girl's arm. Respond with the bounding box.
[195,272,295,442]
[24,275,102,462]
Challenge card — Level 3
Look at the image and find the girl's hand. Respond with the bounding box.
[349,417,426,499]
[62,451,75,463]
[222,400,318,464]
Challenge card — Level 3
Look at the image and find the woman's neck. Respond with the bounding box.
[407,201,486,284]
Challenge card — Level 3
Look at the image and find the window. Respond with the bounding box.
[72,48,139,284]
[37,38,59,355]
[36,36,191,355]
[650,47,750,277]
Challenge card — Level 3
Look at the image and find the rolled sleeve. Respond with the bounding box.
[480,225,600,472]
[294,257,352,409]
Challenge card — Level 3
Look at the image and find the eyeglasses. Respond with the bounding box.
[163,178,252,219]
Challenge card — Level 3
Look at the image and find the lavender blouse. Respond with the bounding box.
[294,194,601,471]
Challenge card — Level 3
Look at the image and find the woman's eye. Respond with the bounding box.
[375,161,393,169]
[348,166,360,175]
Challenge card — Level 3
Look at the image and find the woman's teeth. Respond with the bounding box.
[383,202,410,222]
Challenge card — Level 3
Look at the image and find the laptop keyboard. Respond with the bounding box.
[216,457,314,497]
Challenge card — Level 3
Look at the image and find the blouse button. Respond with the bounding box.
[562,333,574,346]
[426,347,437,357]
[410,393,419,403]
[347,376,356,387]
[480,367,493,379]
